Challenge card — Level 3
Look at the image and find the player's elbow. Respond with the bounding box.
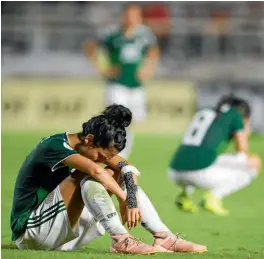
[92,167,111,183]
[149,46,160,60]
[83,40,97,57]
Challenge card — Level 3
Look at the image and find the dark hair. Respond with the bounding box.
[216,95,251,118]
[80,104,132,152]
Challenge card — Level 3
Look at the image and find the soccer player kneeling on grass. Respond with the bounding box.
[10,104,207,253]
[169,95,262,216]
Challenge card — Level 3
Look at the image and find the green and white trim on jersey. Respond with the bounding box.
[11,132,78,241]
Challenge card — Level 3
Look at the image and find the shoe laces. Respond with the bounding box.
[167,233,186,251]
[123,236,143,251]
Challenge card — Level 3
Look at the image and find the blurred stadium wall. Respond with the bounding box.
[2,2,264,133]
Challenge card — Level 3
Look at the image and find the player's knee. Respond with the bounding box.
[248,154,262,172]
[167,168,177,183]
[82,179,107,197]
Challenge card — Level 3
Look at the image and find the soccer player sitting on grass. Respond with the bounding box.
[11,104,207,254]
[169,95,262,216]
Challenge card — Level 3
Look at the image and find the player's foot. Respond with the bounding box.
[176,192,198,213]
[153,232,207,253]
[110,234,157,255]
[201,192,229,216]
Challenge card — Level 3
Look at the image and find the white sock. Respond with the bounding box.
[119,130,134,159]
[138,187,170,234]
[184,186,195,196]
[57,207,105,251]
[81,179,128,235]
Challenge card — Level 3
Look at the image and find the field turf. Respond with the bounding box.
[2,132,264,259]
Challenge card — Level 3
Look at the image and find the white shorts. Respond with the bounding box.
[106,83,147,121]
[16,186,105,251]
[168,154,257,190]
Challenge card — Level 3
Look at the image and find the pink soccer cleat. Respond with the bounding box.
[153,232,207,253]
[110,234,158,255]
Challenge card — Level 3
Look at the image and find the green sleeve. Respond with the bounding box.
[43,139,77,171]
[97,28,113,49]
[231,110,244,134]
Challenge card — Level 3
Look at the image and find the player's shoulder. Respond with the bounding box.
[137,24,155,37]
[40,133,66,143]
[99,25,120,39]
[137,24,153,34]
[39,133,72,150]
[136,24,157,46]
[223,106,242,118]
[196,107,215,113]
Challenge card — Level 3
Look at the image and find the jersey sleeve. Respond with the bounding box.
[230,109,244,134]
[42,138,78,171]
[97,26,115,49]
[142,26,158,53]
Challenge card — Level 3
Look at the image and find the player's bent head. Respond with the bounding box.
[77,105,132,162]
[216,95,251,118]
[122,3,142,26]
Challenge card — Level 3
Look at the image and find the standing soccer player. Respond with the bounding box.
[85,3,159,158]
[168,96,262,215]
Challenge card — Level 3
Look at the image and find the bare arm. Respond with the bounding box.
[83,40,99,66]
[83,40,119,78]
[234,131,248,154]
[63,154,126,202]
[137,46,160,81]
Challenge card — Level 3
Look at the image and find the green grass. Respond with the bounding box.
[2,132,264,259]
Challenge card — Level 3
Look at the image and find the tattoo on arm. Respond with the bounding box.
[124,172,138,208]
[117,161,128,169]
[118,161,138,208]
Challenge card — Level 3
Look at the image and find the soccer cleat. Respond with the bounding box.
[176,192,198,213]
[153,232,207,253]
[201,192,229,216]
[110,234,158,255]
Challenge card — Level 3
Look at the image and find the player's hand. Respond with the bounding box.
[119,199,128,224]
[248,154,262,171]
[137,69,151,81]
[98,66,119,79]
[126,207,142,230]
[119,200,142,229]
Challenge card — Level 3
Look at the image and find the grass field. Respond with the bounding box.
[2,132,264,259]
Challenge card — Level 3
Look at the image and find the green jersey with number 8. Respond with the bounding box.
[170,106,244,171]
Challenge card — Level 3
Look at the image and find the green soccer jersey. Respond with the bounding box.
[99,24,157,88]
[170,106,244,171]
[10,133,77,241]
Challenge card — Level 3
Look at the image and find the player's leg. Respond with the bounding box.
[105,84,132,159]
[202,154,260,208]
[15,183,80,250]
[78,176,157,254]
[170,154,260,215]
[16,171,157,254]
[16,171,100,250]
[106,167,207,253]
[55,171,105,251]
[168,169,198,213]
[60,171,156,254]
[169,166,235,215]
[121,87,147,159]
[57,204,105,251]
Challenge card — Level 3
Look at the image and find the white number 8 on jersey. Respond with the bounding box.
[182,109,216,146]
